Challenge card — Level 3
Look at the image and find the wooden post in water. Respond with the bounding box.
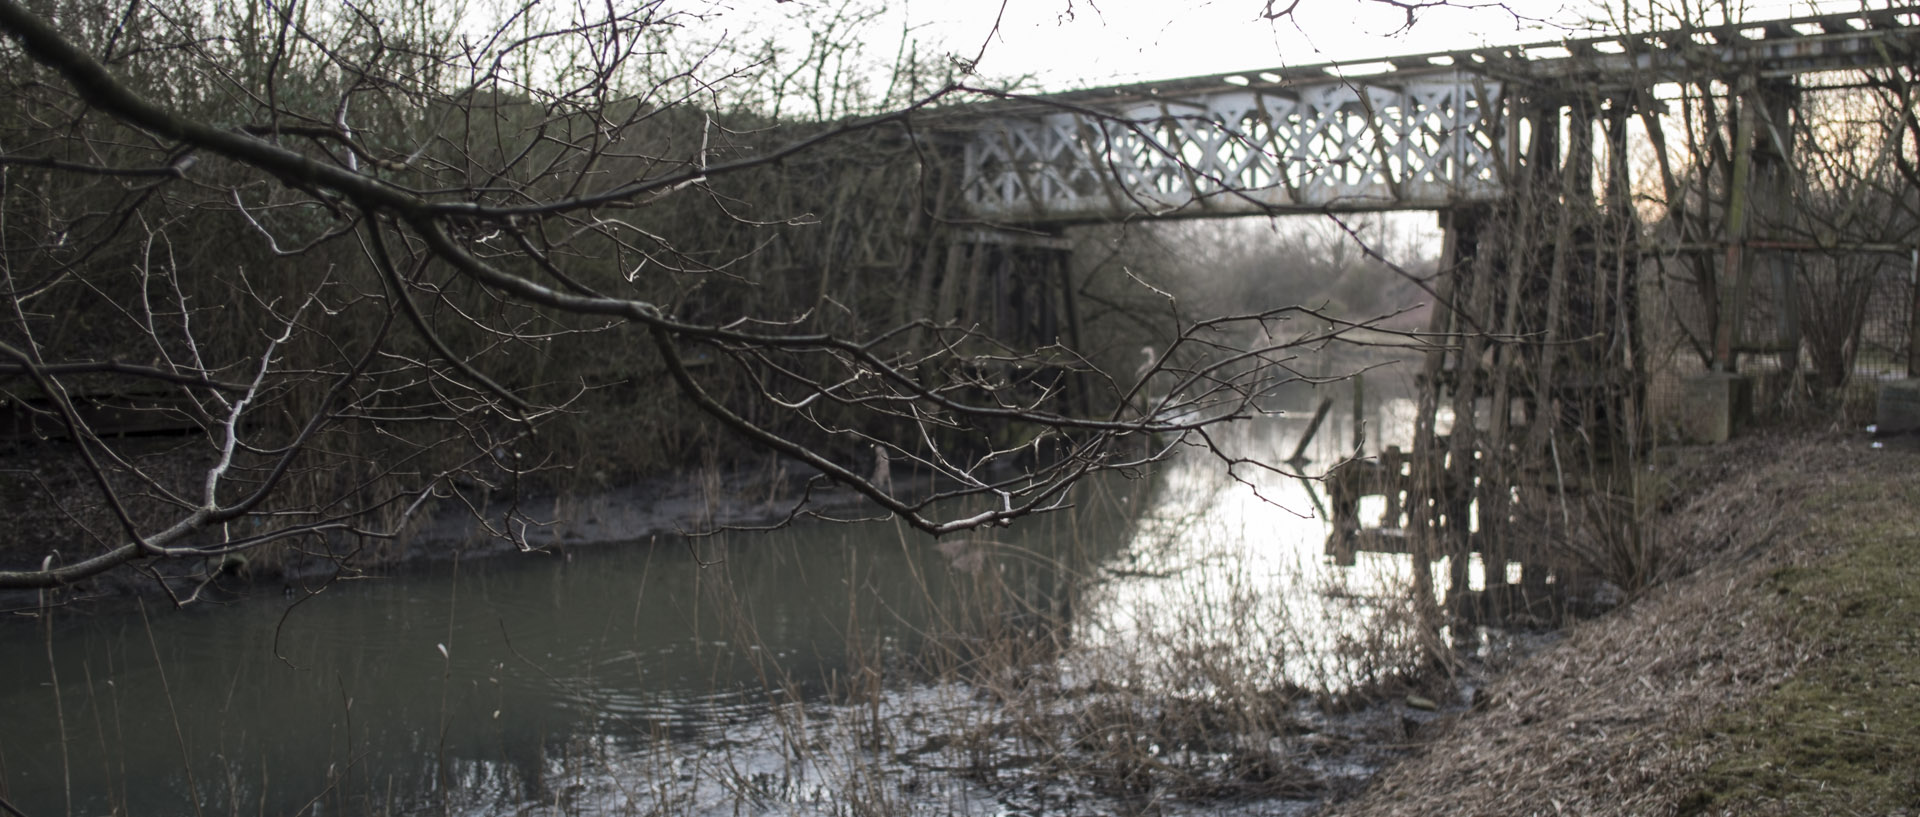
[1056,246,1092,416]
[1442,209,1501,622]
[1290,397,1334,467]
[1405,209,1463,630]
[1351,374,1366,455]
[1382,445,1405,528]
[1520,99,1578,613]
[1477,133,1544,620]
[1328,465,1358,567]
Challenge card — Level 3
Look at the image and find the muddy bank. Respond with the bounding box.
[13,426,1910,814]
[0,449,865,611]
[1324,431,1920,816]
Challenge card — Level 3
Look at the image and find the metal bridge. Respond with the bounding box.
[946,7,1920,224]
[929,7,1920,619]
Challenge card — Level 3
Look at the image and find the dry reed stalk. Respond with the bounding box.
[1325,433,1904,817]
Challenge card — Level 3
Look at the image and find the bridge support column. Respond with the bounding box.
[1694,75,1797,436]
[935,229,1075,348]
[1712,76,1757,373]
[1712,75,1799,380]
[1406,90,1663,625]
[932,228,1086,414]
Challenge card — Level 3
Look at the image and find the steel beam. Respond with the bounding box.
[945,6,1920,225]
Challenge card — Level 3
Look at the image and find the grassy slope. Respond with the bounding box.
[1680,460,1920,815]
[1326,432,1920,817]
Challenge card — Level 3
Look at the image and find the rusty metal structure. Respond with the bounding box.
[936,7,1920,620]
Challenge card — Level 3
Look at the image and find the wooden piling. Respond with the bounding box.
[1404,209,1463,621]
[1351,374,1366,454]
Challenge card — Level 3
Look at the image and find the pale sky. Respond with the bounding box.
[711,0,1846,92]
[925,0,1573,87]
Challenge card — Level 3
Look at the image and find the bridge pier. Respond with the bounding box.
[927,229,1092,417]
[1366,84,1654,624]
[932,229,1075,350]
[939,7,1920,626]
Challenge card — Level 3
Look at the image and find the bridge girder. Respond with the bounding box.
[948,6,1920,225]
[957,72,1508,223]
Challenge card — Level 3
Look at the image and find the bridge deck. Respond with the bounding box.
[942,7,1920,224]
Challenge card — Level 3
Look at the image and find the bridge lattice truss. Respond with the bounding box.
[951,7,1920,224]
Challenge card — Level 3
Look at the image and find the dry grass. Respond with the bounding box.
[1326,431,1918,817]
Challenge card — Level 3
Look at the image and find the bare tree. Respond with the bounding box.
[1614,1,1919,390]
[0,0,1393,594]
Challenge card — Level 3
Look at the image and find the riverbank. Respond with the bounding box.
[1326,430,1920,816]
[0,442,853,609]
[8,425,1914,815]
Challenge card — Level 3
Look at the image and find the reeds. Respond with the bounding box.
[11,424,1454,817]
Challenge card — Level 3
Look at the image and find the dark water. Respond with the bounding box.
[0,482,1142,815]
[0,371,1434,816]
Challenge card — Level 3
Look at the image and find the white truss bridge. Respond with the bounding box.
[943,7,1920,224]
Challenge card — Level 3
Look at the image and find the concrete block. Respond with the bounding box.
[1877,379,1920,436]
[1673,373,1753,444]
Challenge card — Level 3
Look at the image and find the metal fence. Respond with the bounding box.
[1644,246,1918,435]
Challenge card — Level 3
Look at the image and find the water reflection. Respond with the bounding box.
[0,365,1443,815]
[0,482,1142,815]
[1073,377,1428,699]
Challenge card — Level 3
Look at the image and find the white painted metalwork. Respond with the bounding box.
[961,70,1508,222]
[952,6,1920,224]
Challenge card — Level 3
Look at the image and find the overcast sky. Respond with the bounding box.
[723,0,1841,91]
[927,0,1572,87]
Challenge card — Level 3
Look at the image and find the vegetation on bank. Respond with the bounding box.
[1678,454,1920,815]
[1328,431,1920,816]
